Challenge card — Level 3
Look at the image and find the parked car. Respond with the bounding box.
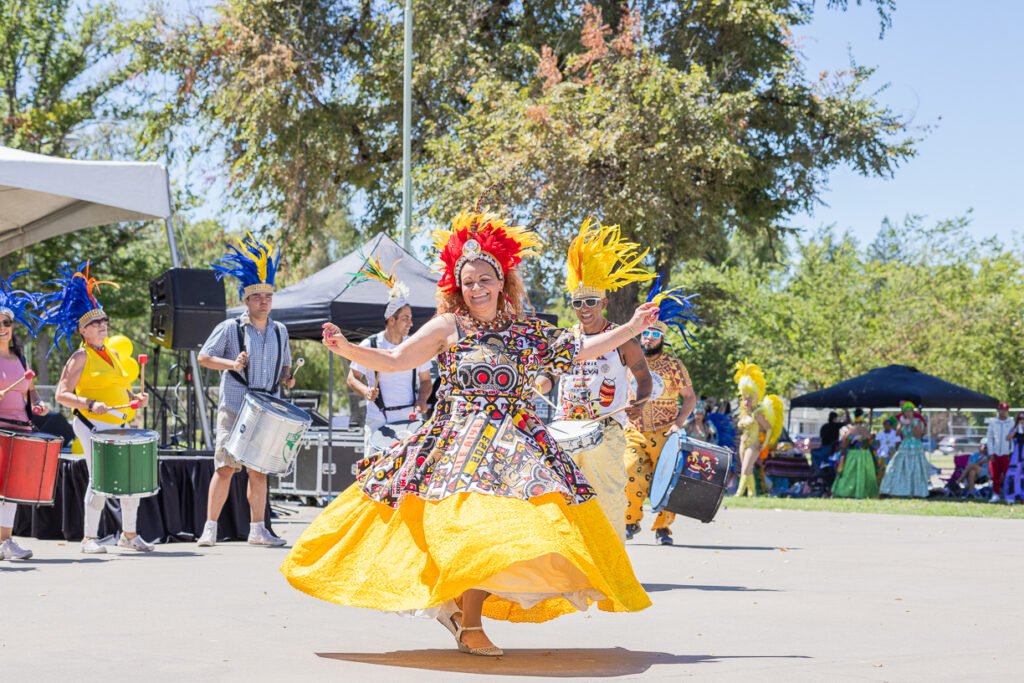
[938,433,985,456]
[792,433,821,455]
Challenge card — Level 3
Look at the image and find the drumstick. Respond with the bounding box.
[0,369,35,396]
[109,400,142,410]
[532,385,558,411]
[292,357,305,374]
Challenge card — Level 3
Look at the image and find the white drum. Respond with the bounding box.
[225,392,312,474]
[368,420,422,456]
[547,420,604,455]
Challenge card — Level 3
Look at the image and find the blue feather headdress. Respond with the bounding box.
[43,262,118,352]
[211,232,281,299]
[645,274,700,347]
[0,270,46,337]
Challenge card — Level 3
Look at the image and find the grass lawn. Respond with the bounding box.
[725,496,1024,519]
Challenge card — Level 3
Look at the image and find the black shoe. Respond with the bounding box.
[625,523,639,540]
[655,528,673,546]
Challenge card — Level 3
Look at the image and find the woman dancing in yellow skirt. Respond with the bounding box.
[281,213,654,656]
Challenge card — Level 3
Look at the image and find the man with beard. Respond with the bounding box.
[535,218,655,542]
[623,278,698,545]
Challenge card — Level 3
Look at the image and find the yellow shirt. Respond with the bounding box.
[75,345,136,425]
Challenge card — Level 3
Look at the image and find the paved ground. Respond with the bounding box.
[4,502,1022,682]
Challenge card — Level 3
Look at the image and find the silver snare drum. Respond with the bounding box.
[225,393,312,474]
[547,419,604,455]
[368,420,422,456]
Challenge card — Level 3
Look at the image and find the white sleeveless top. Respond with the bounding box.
[555,323,630,427]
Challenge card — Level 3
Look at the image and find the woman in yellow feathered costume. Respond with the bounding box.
[733,361,784,497]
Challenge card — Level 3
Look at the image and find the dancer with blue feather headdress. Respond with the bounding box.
[623,274,700,546]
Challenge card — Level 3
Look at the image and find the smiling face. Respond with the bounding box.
[386,305,414,337]
[459,260,502,319]
[571,295,607,333]
[79,316,109,347]
[640,328,664,355]
[0,312,13,347]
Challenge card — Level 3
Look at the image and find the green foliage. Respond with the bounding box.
[676,217,1024,404]
[726,495,1024,519]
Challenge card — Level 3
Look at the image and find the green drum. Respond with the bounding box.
[91,429,160,498]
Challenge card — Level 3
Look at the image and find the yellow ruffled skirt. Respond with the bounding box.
[280,485,651,623]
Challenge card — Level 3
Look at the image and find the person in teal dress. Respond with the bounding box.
[832,414,879,498]
[880,401,932,498]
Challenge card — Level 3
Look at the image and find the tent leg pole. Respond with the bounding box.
[327,352,334,500]
[164,214,213,450]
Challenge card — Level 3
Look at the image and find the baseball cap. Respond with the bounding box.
[998,401,1010,410]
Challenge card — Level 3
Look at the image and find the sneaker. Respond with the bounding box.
[117,534,155,552]
[989,494,1002,504]
[655,528,674,546]
[81,538,107,554]
[0,538,33,560]
[247,525,286,547]
[197,522,217,547]
[625,523,640,541]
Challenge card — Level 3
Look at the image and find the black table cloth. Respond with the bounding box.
[12,456,274,543]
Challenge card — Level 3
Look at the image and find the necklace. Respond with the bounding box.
[459,311,513,333]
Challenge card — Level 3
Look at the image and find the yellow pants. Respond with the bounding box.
[624,428,675,531]
[572,422,628,544]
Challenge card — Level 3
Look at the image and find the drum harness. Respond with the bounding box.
[366,332,420,419]
[0,350,36,430]
[227,318,286,399]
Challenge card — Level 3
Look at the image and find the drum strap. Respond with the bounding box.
[367,333,417,414]
[0,415,32,428]
[72,409,97,431]
[228,319,285,394]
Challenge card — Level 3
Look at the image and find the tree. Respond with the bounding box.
[0,0,162,381]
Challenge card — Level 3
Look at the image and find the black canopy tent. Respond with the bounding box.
[228,232,440,341]
[790,365,999,410]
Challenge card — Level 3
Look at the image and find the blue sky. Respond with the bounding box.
[792,1,1024,245]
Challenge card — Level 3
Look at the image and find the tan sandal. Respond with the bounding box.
[456,626,504,657]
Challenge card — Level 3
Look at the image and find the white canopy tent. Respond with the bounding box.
[0,145,212,446]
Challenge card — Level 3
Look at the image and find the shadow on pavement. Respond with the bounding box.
[642,583,780,593]
[0,565,36,572]
[636,543,799,551]
[317,647,811,677]
[13,558,108,565]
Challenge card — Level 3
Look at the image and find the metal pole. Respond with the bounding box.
[163,210,213,449]
[401,0,413,251]
[327,351,334,499]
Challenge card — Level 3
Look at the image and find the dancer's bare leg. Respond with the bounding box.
[458,589,499,650]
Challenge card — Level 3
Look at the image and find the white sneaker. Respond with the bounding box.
[197,522,217,547]
[247,525,286,547]
[0,538,33,560]
[989,494,1002,504]
[117,534,155,552]
[81,538,107,554]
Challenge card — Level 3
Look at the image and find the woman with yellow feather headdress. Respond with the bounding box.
[733,360,784,497]
[534,217,656,543]
[284,211,661,657]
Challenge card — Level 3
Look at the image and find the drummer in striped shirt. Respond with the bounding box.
[197,234,294,548]
[535,219,656,543]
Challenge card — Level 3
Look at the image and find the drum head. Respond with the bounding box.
[15,431,63,444]
[650,431,682,510]
[247,392,312,423]
[547,420,599,440]
[369,421,422,453]
[91,428,159,445]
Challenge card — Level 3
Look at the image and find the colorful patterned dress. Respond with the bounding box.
[879,417,931,498]
[281,318,650,623]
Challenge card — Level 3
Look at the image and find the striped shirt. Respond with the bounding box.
[201,314,292,413]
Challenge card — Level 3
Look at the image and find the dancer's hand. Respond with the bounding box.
[628,302,661,334]
[322,322,346,351]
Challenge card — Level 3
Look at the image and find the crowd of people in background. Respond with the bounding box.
[796,401,1024,503]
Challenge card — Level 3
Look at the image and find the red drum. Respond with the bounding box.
[0,430,63,505]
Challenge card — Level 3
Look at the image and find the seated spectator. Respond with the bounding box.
[875,416,902,467]
[957,441,990,498]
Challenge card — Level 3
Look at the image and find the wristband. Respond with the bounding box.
[87,399,96,411]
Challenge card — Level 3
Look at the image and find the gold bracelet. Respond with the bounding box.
[628,322,638,335]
